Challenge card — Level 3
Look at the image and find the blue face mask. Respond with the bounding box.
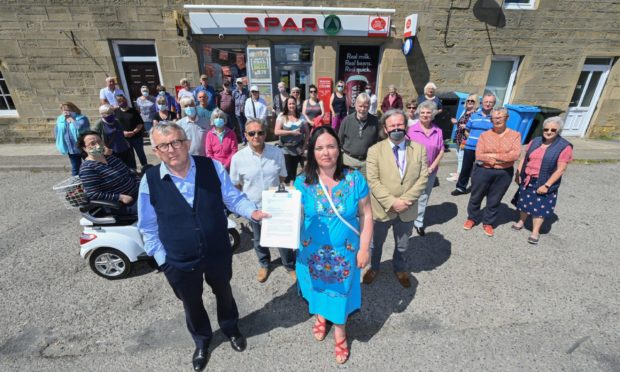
[69,112,77,118]
[184,106,197,117]
[158,104,168,111]
[141,91,149,97]
[158,91,165,96]
[213,117,225,128]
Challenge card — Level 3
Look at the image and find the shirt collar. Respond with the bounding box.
[388,139,406,150]
[160,156,195,179]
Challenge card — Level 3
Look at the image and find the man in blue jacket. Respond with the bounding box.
[138,122,269,371]
[452,93,496,196]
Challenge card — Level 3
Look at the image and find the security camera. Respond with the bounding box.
[218,34,224,39]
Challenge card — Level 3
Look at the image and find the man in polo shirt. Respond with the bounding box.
[229,119,295,284]
[99,77,125,108]
[338,92,380,176]
[138,122,269,371]
[193,74,216,111]
[451,92,496,196]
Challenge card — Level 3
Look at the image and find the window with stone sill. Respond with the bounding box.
[0,71,18,117]
[503,0,538,10]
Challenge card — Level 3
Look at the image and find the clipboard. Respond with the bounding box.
[259,183,302,249]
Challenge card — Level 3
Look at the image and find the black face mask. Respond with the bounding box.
[388,128,406,141]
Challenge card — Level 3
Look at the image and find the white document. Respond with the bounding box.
[259,188,302,249]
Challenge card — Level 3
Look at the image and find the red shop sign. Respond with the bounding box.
[244,16,319,32]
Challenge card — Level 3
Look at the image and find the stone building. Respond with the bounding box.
[0,0,618,142]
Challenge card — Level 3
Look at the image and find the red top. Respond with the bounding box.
[524,142,573,178]
[475,128,522,169]
[204,128,238,169]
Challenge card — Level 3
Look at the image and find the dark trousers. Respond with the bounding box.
[127,135,148,167]
[250,220,296,270]
[283,154,304,184]
[371,217,415,272]
[68,153,82,176]
[114,148,134,170]
[162,260,239,349]
[467,166,513,226]
[456,149,476,192]
[236,114,247,143]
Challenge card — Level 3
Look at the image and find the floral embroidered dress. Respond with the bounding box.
[294,169,369,324]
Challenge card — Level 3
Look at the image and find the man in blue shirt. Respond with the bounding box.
[193,74,216,111]
[452,93,496,196]
[138,122,269,371]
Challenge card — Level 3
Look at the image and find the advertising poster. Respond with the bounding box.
[247,47,272,84]
[317,77,333,124]
[201,45,247,89]
[337,45,380,112]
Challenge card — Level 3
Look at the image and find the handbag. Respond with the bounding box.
[318,176,360,236]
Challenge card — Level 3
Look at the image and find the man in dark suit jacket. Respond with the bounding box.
[138,122,269,371]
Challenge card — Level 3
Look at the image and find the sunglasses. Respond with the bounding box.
[466,100,476,103]
[407,106,416,109]
[337,85,344,88]
[309,90,317,93]
[236,82,243,84]
[543,128,558,133]
[246,130,265,137]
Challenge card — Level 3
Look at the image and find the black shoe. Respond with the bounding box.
[229,330,247,352]
[451,188,467,196]
[192,346,210,371]
[415,226,426,236]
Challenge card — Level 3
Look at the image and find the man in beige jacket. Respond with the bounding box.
[363,109,429,288]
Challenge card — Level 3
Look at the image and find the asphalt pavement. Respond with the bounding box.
[0,142,618,371]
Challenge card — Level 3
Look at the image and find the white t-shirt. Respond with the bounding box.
[244,97,268,121]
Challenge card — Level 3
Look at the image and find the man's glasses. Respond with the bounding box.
[246,131,265,137]
[543,128,558,133]
[154,139,185,152]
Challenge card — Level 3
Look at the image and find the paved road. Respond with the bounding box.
[0,163,618,371]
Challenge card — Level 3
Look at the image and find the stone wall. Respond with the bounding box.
[0,0,619,141]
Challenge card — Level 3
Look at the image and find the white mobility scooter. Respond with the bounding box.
[54,176,241,280]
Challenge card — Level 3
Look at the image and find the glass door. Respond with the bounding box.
[564,58,613,137]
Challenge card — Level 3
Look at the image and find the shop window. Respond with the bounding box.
[484,56,520,106]
[274,45,312,64]
[503,0,538,10]
[201,44,247,89]
[0,71,17,117]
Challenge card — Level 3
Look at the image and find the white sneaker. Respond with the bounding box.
[446,175,458,182]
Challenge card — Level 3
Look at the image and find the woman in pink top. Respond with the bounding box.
[406,100,444,236]
[204,108,238,170]
[512,116,573,245]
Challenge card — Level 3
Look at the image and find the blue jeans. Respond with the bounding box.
[143,121,153,133]
[250,220,295,270]
[415,171,437,228]
[68,153,82,176]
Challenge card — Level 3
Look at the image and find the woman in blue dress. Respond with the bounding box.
[294,126,373,364]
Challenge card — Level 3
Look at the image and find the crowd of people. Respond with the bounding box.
[54,75,573,370]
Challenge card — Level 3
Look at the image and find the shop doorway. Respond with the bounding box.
[122,62,161,103]
[274,66,310,101]
[564,58,613,137]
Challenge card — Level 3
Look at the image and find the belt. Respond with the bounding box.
[344,152,366,161]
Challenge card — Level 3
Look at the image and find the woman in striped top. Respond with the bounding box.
[78,131,138,208]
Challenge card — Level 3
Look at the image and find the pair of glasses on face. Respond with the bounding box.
[155,139,186,152]
[246,131,265,137]
[309,90,317,94]
[466,100,476,103]
[407,106,416,110]
[337,85,344,88]
[543,128,558,133]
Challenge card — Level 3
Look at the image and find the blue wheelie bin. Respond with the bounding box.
[505,104,541,144]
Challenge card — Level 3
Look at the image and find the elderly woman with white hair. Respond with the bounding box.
[204,108,238,170]
[152,95,177,126]
[380,84,403,113]
[93,104,133,168]
[417,82,443,113]
[406,100,444,236]
[511,116,573,245]
[176,96,208,156]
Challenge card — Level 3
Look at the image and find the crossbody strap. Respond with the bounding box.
[318,176,360,236]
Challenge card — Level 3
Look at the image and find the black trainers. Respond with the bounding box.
[451,188,467,196]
